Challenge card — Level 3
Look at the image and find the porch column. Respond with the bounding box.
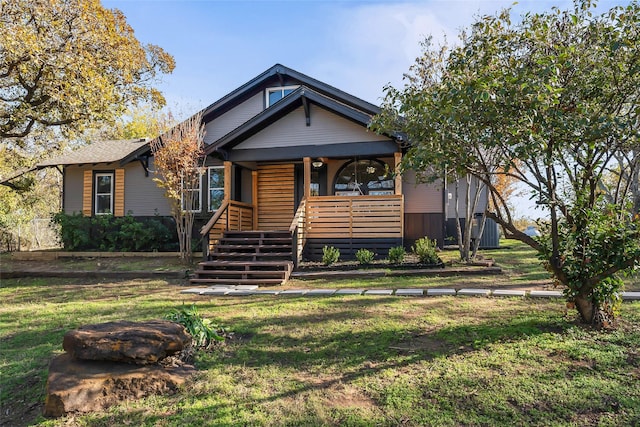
[303,157,311,200]
[252,170,258,230]
[223,161,232,201]
[394,152,402,195]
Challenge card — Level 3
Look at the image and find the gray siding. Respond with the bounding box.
[234,105,389,150]
[446,176,488,218]
[403,171,443,214]
[63,165,84,214]
[63,161,171,217]
[125,158,171,216]
[204,93,263,144]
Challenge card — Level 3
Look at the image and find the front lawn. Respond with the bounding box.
[1,272,639,426]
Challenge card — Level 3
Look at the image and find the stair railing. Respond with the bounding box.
[289,198,307,267]
[200,200,229,259]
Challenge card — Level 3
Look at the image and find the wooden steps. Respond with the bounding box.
[191,231,293,286]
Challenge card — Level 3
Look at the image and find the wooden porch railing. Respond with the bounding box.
[305,195,403,239]
[200,200,254,256]
[289,198,306,267]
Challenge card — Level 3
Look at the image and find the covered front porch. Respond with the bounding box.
[200,154,405,265]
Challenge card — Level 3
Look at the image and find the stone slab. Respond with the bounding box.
[457,288,491,296]
[200,288,230,296]
[395,289,424,296]
[492,289,527,297]
[234,285,259,290]
[224,290,257,296]
[305,289,337,296]
[529,290,563,298]
[279,289,309,296]
[426,288,456,296]
[252,289,280,295]
[180,288,207,294]
[364,289,394,295]
[335,288,365,295]
[208,285,236,289]
[621,291,640,300]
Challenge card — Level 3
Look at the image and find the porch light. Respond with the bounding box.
[312,160,324,168]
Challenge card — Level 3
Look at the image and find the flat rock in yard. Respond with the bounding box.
[279,289,309,295]
[335,288,365,295]
[63,320,190,365]
[492,289,527,297]
[224,289,257,296]
[364,289,394,295]
[180,288,207,294]
[395,289,424,296]
[201,288,231,296]
[426,288,456,296]
[529,290,563,298]
[43,353,195,417]
[305,289,337,296]
[457,288,491,296]
[253,289,281,295]
[621,291,640,300]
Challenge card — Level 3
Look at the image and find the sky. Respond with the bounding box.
[102,0,625,218]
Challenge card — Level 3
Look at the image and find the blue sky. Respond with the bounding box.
[102,0,625,218]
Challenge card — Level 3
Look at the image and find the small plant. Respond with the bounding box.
[165,304,225,348]
[322,245,340,266]
[355,248,375,265]
[411,237,442,265]
[388,246,406,264]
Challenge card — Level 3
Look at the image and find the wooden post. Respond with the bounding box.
[223,161,232,201]
[252,170,258,230]
[394,152,402,196]
[303,157,311,200]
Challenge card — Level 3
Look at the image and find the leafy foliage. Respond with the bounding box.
[387,246,406,264]
[322,245,340,266]
[165,304,225,348]
[150,112,205,262]
[411,237,442,265]
[0,0,174,144]
[372,0,640,325]
[355,248,375,265]
[51,212,176,252]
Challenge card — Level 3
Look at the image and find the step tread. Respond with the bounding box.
[199,260,293,267]
[193,270,288,276]
[190,278,286,284]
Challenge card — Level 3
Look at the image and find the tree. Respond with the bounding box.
[0,0,175,146]
[372,0,640,326]
[150,113,205,262]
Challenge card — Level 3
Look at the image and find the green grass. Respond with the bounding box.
[1,274,640,426]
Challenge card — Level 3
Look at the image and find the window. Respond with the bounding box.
[333,159,393,196]
[181,173,202,212]
[94,172,114,215]
[266,86,298,107]
[208,166,225,212]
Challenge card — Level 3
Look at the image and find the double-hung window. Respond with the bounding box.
[94,172,114,215]
[208,166,225,212]
[181,173,202,213]
[266,86,298,108]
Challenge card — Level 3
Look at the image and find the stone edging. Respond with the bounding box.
[181,285,640,301]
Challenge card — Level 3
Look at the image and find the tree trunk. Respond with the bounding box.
[574,294,613,328]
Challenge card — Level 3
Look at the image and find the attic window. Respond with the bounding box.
[266,86,298,107]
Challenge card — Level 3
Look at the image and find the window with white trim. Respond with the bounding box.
[181,173,202,213]
[208,166,225,212]
[94,172,114,215]
[266,86,299,107]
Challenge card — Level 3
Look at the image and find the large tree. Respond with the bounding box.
[0,0,174,146]
[373,0,640,326]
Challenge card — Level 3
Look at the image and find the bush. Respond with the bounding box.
[165,304,225,348]
[51,212,176,251]
[355,248,375,265]
[388,246,406,264]
[322,245,340,266]
[411,237,442,265]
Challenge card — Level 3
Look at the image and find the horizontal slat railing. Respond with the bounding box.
[200,200,254,256]
[306,195,403,239]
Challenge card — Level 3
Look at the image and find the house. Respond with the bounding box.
[2,64,498,279]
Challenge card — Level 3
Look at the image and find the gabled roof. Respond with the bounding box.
[37,139,150,167]
[205,85,378,154]
[200,64,380,123]
[0,139,149,185]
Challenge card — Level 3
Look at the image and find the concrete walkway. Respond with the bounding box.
[181,285,640,301]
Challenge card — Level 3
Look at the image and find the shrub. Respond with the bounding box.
[388,246,406,264]
[165,304,225,348]
[322,245,340,266]
[411,237,442,265]
[355,248,375,265]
